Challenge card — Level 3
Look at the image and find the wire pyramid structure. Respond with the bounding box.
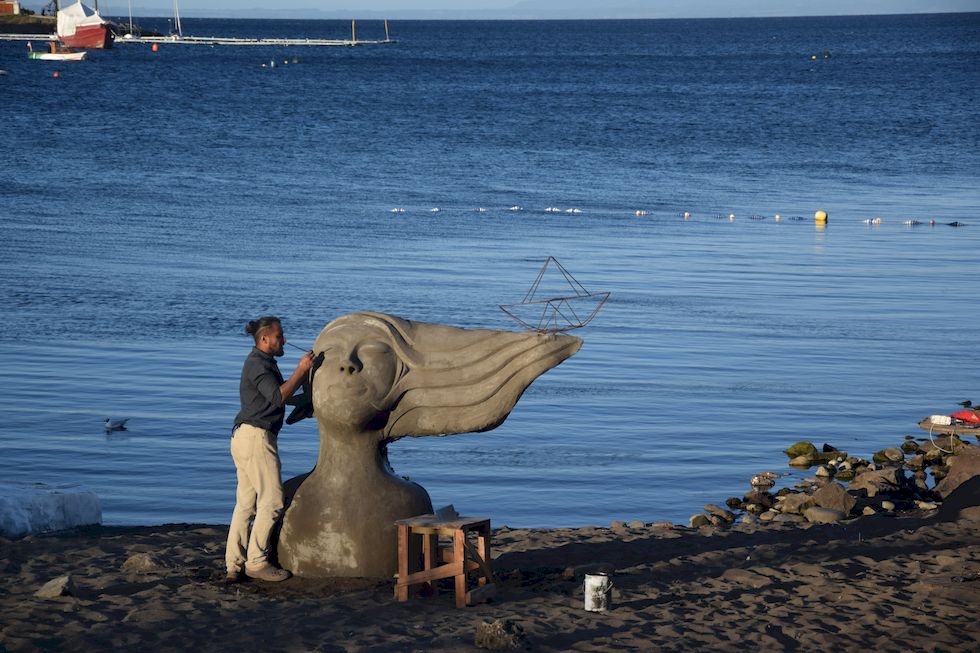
[499,257,610,333]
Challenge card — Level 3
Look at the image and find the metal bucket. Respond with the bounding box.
[584,572,612,612]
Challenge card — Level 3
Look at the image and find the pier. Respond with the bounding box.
[0,18,396,47]
[0,33,396,46]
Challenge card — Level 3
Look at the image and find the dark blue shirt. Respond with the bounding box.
[233,347,285,434]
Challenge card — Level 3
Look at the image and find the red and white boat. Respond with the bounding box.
[57,1,114,50]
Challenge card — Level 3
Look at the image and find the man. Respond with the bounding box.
[225,316,313,582]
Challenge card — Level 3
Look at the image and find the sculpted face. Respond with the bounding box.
[311,323,406,430]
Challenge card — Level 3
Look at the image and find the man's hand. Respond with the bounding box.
[280,351,315,407]
[294,351,314,376]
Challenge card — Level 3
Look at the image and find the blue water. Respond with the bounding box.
[1,15,979,528]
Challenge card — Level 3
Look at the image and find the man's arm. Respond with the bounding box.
[278,353,314,406]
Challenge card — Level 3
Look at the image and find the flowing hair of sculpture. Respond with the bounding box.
[499,256,609,333]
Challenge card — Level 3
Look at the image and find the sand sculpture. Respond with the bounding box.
[276,311,582,578]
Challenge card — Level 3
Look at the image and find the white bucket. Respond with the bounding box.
[584,573,613,612]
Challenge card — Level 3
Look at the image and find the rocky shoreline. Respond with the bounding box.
[0,15,55,35]
[687,433,977,529]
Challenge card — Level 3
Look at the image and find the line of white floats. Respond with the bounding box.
[387,207,965,226]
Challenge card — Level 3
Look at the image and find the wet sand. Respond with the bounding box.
[2,508,979,652]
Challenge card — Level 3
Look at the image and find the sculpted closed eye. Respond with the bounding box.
[359,342,409,385]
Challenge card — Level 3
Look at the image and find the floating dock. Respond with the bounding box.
[0,18,396,47]
[119,35,395,46]
[0,33,395,46]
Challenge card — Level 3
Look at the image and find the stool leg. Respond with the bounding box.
[454,528,467,608]
[423,533,439,596]
[396,524,409,602]
[478,525,492,586]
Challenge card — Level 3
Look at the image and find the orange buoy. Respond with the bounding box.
[53,71,60,78]
[152,42,159,52]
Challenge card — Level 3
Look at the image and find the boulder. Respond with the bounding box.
[35,575,76,599]
[938,474,980,522]
[122,552,166,574]
[934,446,980,499]
[689,514,710,528]
[778,493,815,515]
[804,507,847,524]
[901,438,921,454]
[704,504,736,523]
[812,482,857,515]
[784,441,818,459]
[873,448,905,464]
[772,513,804,523]
[848,468,907,498]
[743,490,775,509]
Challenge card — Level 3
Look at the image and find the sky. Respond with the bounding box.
[24,0,980,19]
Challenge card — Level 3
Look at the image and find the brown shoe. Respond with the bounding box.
[225,569,245,583]
[245,564,292,582]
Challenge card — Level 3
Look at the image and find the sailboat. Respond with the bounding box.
[57,1,114,49]
[170,0,183,39]
[118,0,135,39]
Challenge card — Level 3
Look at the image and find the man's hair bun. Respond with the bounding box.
[245,316,281,343]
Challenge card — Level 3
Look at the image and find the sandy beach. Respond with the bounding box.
[2,502,978,652]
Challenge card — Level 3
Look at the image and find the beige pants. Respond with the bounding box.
[225,424,284,573]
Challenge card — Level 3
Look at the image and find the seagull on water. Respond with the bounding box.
[105,418,129,432]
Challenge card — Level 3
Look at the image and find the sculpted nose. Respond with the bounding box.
[338,353,362,375]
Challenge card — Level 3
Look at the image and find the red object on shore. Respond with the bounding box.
[951,410,980,423]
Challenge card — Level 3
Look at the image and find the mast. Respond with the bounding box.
[351,19,356,44]
[173,0,183,37]
[384,19,389,41]
[128,0,134,34]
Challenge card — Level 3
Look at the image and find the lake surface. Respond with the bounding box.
[1,14,979,527]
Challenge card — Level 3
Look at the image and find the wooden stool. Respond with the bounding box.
[394,515,495,608]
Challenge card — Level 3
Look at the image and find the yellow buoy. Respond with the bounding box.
[815,210,828,224]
